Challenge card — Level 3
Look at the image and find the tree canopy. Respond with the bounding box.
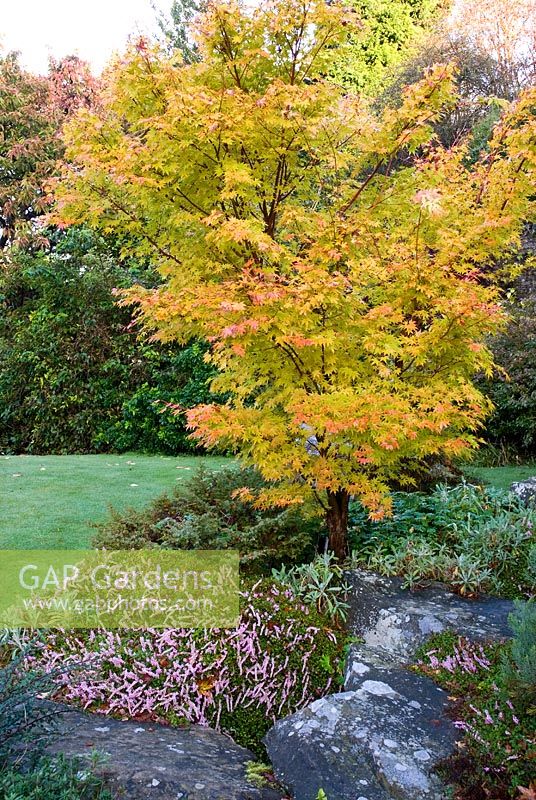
[328,0,447,94]
[56,0,536,554]
[154,0,203,63]
[0,52,96,248]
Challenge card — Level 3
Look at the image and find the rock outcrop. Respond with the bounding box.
[511,476,536,505]
[345,569,512,659]
[264,570,514,800]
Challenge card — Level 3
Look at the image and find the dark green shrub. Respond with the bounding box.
[479,297,536,458]
[501,599,536,708]
[0,230,141,453]
[93,465,320,572]
[95,341,219,455]
[0,755,112,800]
[0,654,68,764]
[0,228,219,455]
[465,104,503,164]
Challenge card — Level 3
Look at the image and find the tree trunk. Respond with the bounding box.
[326,489,350,560]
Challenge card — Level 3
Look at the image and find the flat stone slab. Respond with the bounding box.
[43,707,283,800]
[346,569,513,660]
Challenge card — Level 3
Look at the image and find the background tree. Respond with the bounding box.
[153,0,202,62]
[47,55,98,115]
[56,0,536,555]
[385,0,536,148]
[0,228,144,452]
[327,0,448,95]
[0,53,56,248]
[450,0,536,99]
[0,52,97,248]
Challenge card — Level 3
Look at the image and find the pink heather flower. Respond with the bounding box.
[441,656,455,673]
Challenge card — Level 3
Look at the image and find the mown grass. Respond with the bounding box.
[462,464,536,491]
[2,454,534,550]
[0,453,229,549]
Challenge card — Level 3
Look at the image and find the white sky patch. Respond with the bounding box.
[2,0,531,78]
[0,0,171,75]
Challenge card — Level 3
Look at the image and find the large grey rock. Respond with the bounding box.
[265,570,514,800]
[42,707,283,800]
[346,569,513,660]
[511,477,536,505]
[264,670,456,800]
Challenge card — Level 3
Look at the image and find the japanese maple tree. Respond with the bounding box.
[56,0,536,556]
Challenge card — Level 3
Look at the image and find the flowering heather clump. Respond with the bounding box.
[27,582,345,754]
[414,633,536,799]
[419,637,493,680]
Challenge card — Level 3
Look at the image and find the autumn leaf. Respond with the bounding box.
[196,675,217,695]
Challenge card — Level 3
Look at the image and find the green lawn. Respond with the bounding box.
[0,454,229,549]
[3,454,534,551]
[462,464,536,491]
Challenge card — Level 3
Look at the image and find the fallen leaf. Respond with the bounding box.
[196,675,217,695]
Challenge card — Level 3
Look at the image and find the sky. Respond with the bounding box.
[0,0,170,75]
